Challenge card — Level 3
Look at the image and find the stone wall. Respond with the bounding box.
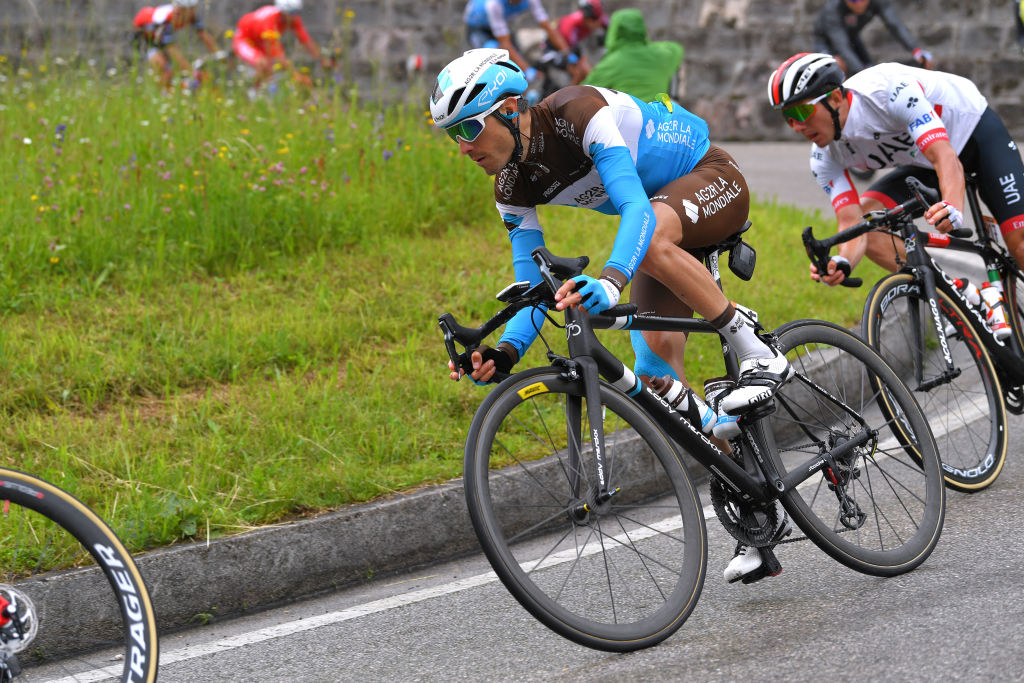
[3,0,1023,140]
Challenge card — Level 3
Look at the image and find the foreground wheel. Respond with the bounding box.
[863,272,1007,491]
[0,468,159,682]
[464,368,707,652]
[758,321,945,576]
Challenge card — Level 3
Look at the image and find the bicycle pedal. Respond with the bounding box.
[740,547,783,584]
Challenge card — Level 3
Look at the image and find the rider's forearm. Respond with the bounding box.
[592,145,655,282]
[835,205,869,268]
[928,145,966,212]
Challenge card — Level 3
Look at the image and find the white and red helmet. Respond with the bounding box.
[767,53,845,110]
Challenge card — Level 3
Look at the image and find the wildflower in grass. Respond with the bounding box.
[55,124,66,144]
[124,204,131,210]
[23,137,31,145]
[50,256,59,264]
[299,166,308,174]
[382,150,393,161]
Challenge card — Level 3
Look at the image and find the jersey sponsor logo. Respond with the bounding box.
[1000,173,1022,205]
[625,211,651,275]
[496,163,521,201]
[554,118,580,144]
[909,112,934,130]
[573,185,607,206]
[859,132,916,167]
[694,176,742,218]
[682,199,699,223]
[654,120,696,148]
[906,96,919,109]
[889,81,910,102]
[645,119,655,139]
[916,129,949,151]
[476,69,508,108]
[542,181,562,198]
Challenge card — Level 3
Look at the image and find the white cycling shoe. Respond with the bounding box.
[724,501,794,584]
[719,349,794,415]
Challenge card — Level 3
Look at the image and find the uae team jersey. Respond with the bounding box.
[494,85,710,357]
[810,63,987,212]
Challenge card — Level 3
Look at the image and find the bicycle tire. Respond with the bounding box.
[463,367,707,652]
[756,321,945,576]
[862,272,1007,491]
[0,467,159,682]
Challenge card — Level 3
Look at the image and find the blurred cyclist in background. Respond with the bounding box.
[813,0,933,76]
[232,0,331,93]
[463,0,571,80]
[553,0,608,83]
[582,8,683,103]
[133,0,219,89]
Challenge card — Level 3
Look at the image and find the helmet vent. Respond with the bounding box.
[465,83,487,103]
[446,87,466,116]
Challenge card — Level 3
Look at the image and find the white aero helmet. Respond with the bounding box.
[429,48,528,139]
[276,0,303,14]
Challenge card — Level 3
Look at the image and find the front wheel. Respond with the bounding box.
[862,272,1007,491]
[463,367,708,652]
[758,321,945,576]
[0,467,159,682]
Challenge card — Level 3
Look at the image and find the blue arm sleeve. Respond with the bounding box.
[592,144,655,282]
[498,226,549,359]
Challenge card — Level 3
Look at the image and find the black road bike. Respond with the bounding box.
[804,176,1024,492]
[0,467,159,682]
[439,234,945,652]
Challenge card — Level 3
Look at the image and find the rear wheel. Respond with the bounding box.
[757,321,945,576]
[463,367,707,652]
[862,272,1007,491]
[0,467,159,682]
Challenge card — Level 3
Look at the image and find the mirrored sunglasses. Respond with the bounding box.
[782,91,832,123]
[445,113,489,143]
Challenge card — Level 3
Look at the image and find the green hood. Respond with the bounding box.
[604,9,649,51]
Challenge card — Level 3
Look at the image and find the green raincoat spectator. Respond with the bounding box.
[582,8,683,102]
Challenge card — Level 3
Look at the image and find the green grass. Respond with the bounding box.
[0,63,887,554]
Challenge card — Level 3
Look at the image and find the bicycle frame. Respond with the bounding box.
[440,244,878,508]
[570,304,874,503]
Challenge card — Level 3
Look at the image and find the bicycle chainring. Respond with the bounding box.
[709,478,779,547]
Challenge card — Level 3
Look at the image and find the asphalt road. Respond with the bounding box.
[151,412,1024,682]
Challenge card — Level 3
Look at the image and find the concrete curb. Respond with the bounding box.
[136,441,709,631]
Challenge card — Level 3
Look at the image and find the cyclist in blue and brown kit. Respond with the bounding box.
[432,48,796,584]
